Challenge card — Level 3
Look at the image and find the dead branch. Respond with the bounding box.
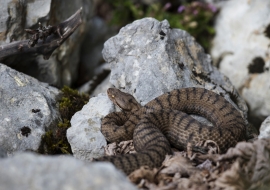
[0,7,83,61]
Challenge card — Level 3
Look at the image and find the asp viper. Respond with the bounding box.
[94,87,246,175]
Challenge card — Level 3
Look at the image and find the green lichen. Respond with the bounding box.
[39,86,89,155]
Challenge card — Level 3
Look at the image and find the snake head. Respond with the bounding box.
[107,88,141,112]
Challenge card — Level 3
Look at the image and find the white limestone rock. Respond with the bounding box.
[67,93,114,160]
[211,0,270,125]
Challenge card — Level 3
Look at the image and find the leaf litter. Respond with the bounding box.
[103,138,270,190]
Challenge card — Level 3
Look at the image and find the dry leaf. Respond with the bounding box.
[105,138,270,189]
[160,154,196,176]
[104,142,117,156]
[104,140,135,156]
[215,160,250,190]
[215,139,270,190]
[129,166,158,184]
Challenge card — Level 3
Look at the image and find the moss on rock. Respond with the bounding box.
[39,86,89,155]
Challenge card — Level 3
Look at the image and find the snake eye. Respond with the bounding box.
[111,95,115,98]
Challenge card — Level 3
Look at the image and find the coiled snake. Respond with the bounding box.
[95,87,246,175]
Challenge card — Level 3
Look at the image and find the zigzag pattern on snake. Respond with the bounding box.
[94,87,246,175]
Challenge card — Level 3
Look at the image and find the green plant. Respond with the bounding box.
[108,0,217,52]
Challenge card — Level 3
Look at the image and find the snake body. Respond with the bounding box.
[95,87,246,175]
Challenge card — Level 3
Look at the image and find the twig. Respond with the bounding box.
[0,7,83,61]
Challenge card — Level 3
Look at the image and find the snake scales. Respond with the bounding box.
[95,87,246,175]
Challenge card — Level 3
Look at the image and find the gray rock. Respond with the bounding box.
[0,63,60,155]
[103,18,248,119]
[211,0,270,126]
[0,148,7,158]
[0,0,93,87]
[0,152,137,190]
[259,116,270,139]
[67,93,114,161]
